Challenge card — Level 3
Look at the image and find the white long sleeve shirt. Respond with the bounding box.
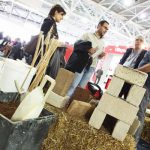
[80,33,105,68]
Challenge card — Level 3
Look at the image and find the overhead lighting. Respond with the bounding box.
[81,17,89,24]
[139,13,147,19]
[123,0,134,7]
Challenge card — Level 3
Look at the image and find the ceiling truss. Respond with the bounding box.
[0,0,150,46]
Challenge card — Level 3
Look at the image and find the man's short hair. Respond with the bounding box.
[49,4,66,17]
[98,20,109,26]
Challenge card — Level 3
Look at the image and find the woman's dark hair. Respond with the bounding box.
[49,4,66,17]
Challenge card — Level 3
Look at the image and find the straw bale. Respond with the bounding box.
[141,117,150,143]
[42,104,135,150]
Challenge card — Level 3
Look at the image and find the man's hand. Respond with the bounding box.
[138,64,150,73]
[98,52,106,58]
[58,41,66,47]
[88,47,97,55]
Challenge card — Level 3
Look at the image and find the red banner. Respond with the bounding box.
[64,45,73,62]
[65,45,127,62]
[104,45,128,54]
[65,45,150,62]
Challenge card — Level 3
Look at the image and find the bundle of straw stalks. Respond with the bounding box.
[141,117,150,143]
[29,27,59,91]
[41,104,136,150]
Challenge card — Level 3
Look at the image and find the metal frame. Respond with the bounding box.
[0,0,150,46]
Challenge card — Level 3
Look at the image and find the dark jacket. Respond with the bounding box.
[119,48,146,99]
[24,17,58,55]
[8,42,23,60]
[40,17,58,39]
[139,51,150,91]
[65,40,92,73]
[119,48,146,69]
[46,47,66,79]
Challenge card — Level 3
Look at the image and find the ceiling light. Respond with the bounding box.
[81,17,89,24]
[123,0,134,7]
[139,13,147,19]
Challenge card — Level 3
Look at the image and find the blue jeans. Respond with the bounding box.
[134,88,150,143]
[67,67,95,97]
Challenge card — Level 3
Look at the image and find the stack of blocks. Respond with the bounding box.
[89,64,148,141]
[46,68,75,108]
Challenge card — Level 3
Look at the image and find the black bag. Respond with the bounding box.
[46,47,66,79]
[86,82,103,99]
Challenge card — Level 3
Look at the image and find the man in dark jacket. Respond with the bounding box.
[134,51,150,144]
[65,40,96,97]
[119,35,146,98]
[8,41,23,60]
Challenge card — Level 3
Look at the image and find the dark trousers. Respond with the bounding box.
[119,83,131,99]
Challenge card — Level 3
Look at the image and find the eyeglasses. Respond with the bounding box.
[135,39,143,42]
[102,25,109,31]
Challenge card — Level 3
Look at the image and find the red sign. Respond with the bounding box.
[64,45,73,62]
[65,45,150,62]
[105,45,128,54]
[65,45,128,62]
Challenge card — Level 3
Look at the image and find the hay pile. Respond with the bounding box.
[42,104,135,150]
[141,117,150,143]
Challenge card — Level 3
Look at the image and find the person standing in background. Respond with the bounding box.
[40,4,66,39]
[66,20,109,97]
[41,4,66,79]
[24,4,66,78]
[0,32,3,41]
[135,51,150,145]
[95,68,103,84]
[78,20,109,88]
[119,36,146,99]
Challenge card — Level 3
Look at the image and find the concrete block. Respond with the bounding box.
[114,64,148,87]
[46,91,69,108]
[97,93,138,125]
[67,100,92,117]
[128,116,140,135]
[52,68,75,96]
[127,85,146,107]
[146,109,150,116]
[89,108,106,129]
[70,87,91,103]
[112,120,130,141]
[107,76,124,97]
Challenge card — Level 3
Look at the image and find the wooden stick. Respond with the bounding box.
[18,32,44,93]
[31,31,43,67]
[35,26,54,68]
[29,25,56,91]
[45,26,54,53]
[41,35,44,58]
[29,39,59,91]
[33,40,58,84]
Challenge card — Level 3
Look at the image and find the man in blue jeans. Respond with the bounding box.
[65,40,97,97]
[135,51,150,144]
[66,20,109,97]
